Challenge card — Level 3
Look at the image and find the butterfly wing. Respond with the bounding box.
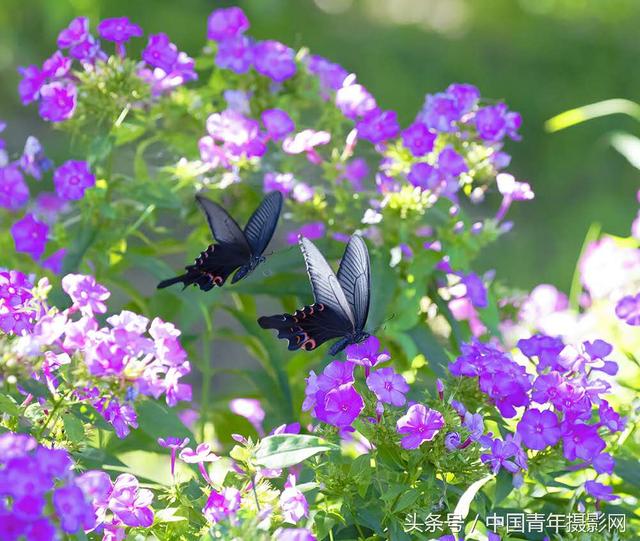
[195,194,251,254]
[243,191,283,256]
[299,236,355,329]
[158,243,250,291]
[158,195,251,291]
[336,234,371,331]
[258,303,350,351]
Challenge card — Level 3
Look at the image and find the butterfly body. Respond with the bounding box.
[158,192,283,291]
[258,234,371,355]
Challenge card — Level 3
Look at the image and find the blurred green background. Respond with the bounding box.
[2,0,639,291]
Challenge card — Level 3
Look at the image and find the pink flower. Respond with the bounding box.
[229,398,265,436]
[179,443,219,484]
[280,474,308,524]
[108,474,154,527]
[11,213,49,260]
[366,367,409,407]
[396,404,444,450]
[203,487,241,523]
[282,130,330,164]
[61,274,110,316]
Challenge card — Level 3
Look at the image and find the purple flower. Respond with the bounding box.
[518,334,565,371]
[615,293,640,325]
[463,412,484,441]
[446,83,480,113]
[276,528,317,541]
[207,7,249,41]
[203,487,241,523]
[69,34,104,64]
[438,146,467,177]
[480,438,522,474]
[11,213,48,259]
[599,401,626,433]
[38,82,77,122]
[340,158,369,191]
[345,335,390,367]
[366,367,409,407]
[262,109,295,141]
[264,172,295,195]
[216,35,254,74]
[335,84,377,120]
[402,122,436,157]
[517,408,561,450]
[109,473,154,527]
[57,16,89,49]
[444,432,461,451]
[307,55,347,96]
[592,452,615,474]
[253,40,296,82]
[0,432,37,460]
[52,485,95,533]
[53,160,95,201]
[396,404,445,450]
[19,136,52,180]
[62,273,110,316]
[41,248,66,275]
[475,103,521,142]
[142,33,178,72]
[102,399,138,439]
[357,109,400,144]
[97,17,143,45]
[42,51,72,79]
[562,423,605,461]
[585,480,618,502]
[280,474,309,524]
[158,437,190,477]
[179,443,219,484]
[0,164,29,210]
[407,162,438,190]
[286,222,325,244]
[419,92,463,132]
[461,272,487,308]
[229,398,265,436]
[323,384,364,427]
[18,65,44,105]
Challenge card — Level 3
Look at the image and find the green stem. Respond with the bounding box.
[251,475,261,512]
[37,389,72,439]
[199,305,214,442]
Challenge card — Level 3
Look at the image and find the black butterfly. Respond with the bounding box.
[158,191,283,291]
[258,234,371,355]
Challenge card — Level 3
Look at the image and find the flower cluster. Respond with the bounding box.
[303,336,446,451]
[0,271,191,438]
[19,15,196,122]
[0,431,153,540]
[449,334,624,500]
[0,123,99,273]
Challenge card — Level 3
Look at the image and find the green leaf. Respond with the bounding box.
[0,393,20,416]
[393,488,420,512]
[62,413,85,443]
[20,379,51,399]
[254,434,339,469]
[545,98,640,132]
[610,131,640,170]
[453,474,494,520]
[136,400,193,441]
[407,325,450,377]
[493,469,514,505]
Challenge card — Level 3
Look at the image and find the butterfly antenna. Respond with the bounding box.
[267,244,297,257]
